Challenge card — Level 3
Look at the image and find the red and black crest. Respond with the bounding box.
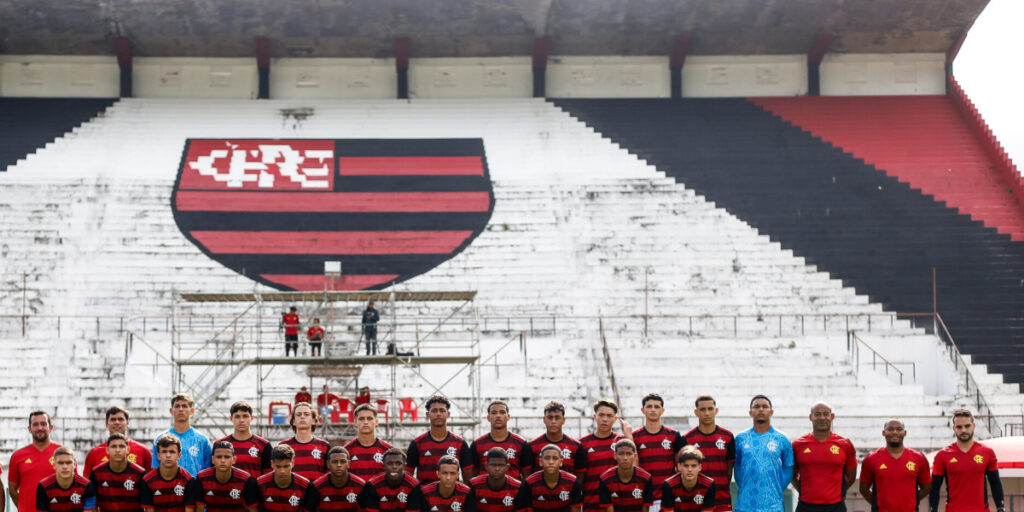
[172,139,494,291]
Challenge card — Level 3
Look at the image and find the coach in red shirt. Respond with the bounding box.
[10,410,61,512]
[84,406,152,477]
[929,409,1004,512]
[860,419,930,512]
[792,402,856,512]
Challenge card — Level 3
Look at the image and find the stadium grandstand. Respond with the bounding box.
[1,1,1023,511]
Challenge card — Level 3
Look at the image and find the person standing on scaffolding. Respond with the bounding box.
[361,301,379,355]
[282,306,300,357]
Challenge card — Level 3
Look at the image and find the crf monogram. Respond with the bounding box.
[188,144,332,189]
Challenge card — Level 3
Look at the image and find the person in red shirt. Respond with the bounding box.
[87,433,148,512]
[598,440,653,512]
[255,445,317,512]
[580,399,633,512]
[528,402,587,475]
[363,448,424,512]
[355,388,372,406]
[929,409,1004,512]
[860,419,930,512]
[282,307,300,357]
[470,400,533,480]
[216,402,271,477]
[10,409,61,512]
[523,444,583,512]
[279,402,332,481]
[406,395,473,484]
[184,441,259,512]
[468,448,530,512]
[307,319,325,357]
[633,394,686,512]
[139,435,193,512]
[792,402,856,512]
[343,404,393,480]
[682,396,734,512]
[295,388,312,405]
[84,407,152,478]
[660,447,716,512]
[36,447,96,512]
[311,446,371,512]
[418,456,471,512]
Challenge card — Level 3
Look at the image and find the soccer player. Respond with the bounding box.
[364,448,423,512]
[598,440,653,512]
[343,404,393,480]
[10,409,61,512]
[139,435,194,512]
[152,394,211,478]
[468,448,529,512]
[85,407,153,478]
[280,402,332,481]
[217,402,271,477]
[256,445,316,512]
[283,306,300,357]
[860,419,930,512]
[528,402,586,475]
[88,433,147,512]
[792,402,856,512]
[184,441,259,512]
[660,447,716,512]
[419,456,472,512]
[36,447,96,512]
[929,409,1004,512]
[523,444,583,512]
[682,396,734,512]
[470,401,533,480]
[633,394,685,512]
[581,399,633,512]
[406,395,473,484]
[733,395,793,512]
[312,446,371,512]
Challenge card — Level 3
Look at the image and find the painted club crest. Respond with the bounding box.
[173,139,495,291]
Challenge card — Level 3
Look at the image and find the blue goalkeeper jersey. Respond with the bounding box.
[152,426,212,476]
[734,426,794,512]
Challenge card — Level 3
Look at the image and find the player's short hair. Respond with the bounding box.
[28,410,52,426]
[694,395,716,407]
[383,447,407,462]
[677,445,704,464]
[212,440,234,455]
[641,393,664,407]
[952,409,973,420]
[353,403,377,417]
[425,395,451,411]
[107,432,128,446]
[593,398,618,414]
[271,444,295,461]
[539,444,563,458]
[544,402,565,415]
[749,394,772,409]
[156,434,182,452]
[54,446,76,460]
[883,418,905,429]
[485,447,509,463]
[289,402,320,432]
[312,317,320,323]
[290,306,297,312]
[487,400,509,414]
[438,455,460,470]
[328,446,350,459]
[614,439,636,453]
[105,406,130,421]
[230,401,254,416]
[171,393,195,407]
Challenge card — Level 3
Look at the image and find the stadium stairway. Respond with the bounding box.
[0,98,1021,460]
[553,96,1024,392]
[0,97,116,171]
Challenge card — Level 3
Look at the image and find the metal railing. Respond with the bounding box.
[847,330,909,385]
[932,313,1003,437]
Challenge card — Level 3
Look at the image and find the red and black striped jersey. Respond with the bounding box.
[36,475,95,512]
[364,473,423,512]
[470,434,534,480]
[406,432,472,485]
[216,435,271,478]
[468,474,528,512]
[579,433,623,512]
[311,473,369,512]
[660,474,716,512]
[185,468,259,512]
[255,473,316,512]
[598,467,653,512]
[632,426,686,499]
[140,467,193,512]
[342,438,392,481]
[527,435,587,475]
[523,471,583,512]
[680,427,733,512]
[279,437,332,482]
[88,461,148,512]
[419,481,471,512]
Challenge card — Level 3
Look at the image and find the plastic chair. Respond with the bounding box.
[269,402,291,425]
[398,398,418,421]
[375,399,390,422]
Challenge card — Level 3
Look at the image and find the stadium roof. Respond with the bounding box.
[0,0,987,58]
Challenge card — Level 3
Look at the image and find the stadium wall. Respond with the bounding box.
[0,55,119,97]
[270,58,396,99]
[680,54,807,97]
[409,57,533,98]
[132,57,258,98]
[819,53,946,95]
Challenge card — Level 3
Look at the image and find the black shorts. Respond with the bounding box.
[309,341,322,346]
[285,334,298,342]
[796,501,846,512]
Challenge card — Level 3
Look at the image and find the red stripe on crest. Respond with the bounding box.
[175,191,491,212]
[191,230,473,254]
[261,274,400,291]
[338,156,483,175]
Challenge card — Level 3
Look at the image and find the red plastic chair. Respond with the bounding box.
[398,398,418,421]
[375,399,390,422]
[331,398,354,423]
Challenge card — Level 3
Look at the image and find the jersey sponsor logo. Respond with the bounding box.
[694,494,704,505]
[611,493,618,498]
[381,497,388,503]
[155,490,163,496]
[347,493,358,503]
[103,482,110,487]
[249,447,260,458]
[950,457,958,463]
[289,495,301,507]
[588,448,595,453]
[125,479,136,491]
[189,446,200,457]
[172,138,495,292]
[879,464,888,470]
[128,454,139,463]
[312,448,323,460]
[352,455,359,461]
[559,491,569,501]
[175,484,185,496]
[266,497,275,502]
[51,498,59,504]
[639,444,647,449]
[432,507,439,511]
[425,451,432,457]
[230,489,242,500]
[446,446,458,457]
[503,496,514,507]
[537,496,545,502]
[632,488,643,499]
[974,455,984,464]
[829,445,840,455]
[25,458,32,464]
[374,452,385,463]
[675,497,682,503]
[397,492,408,503]
[715,439,726,450]
[906,462,916,471]
[480,499,487,504]
[324,497,331,502]
[208,491,215,496]
[661,439,672,450]
[802,448,811,454]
